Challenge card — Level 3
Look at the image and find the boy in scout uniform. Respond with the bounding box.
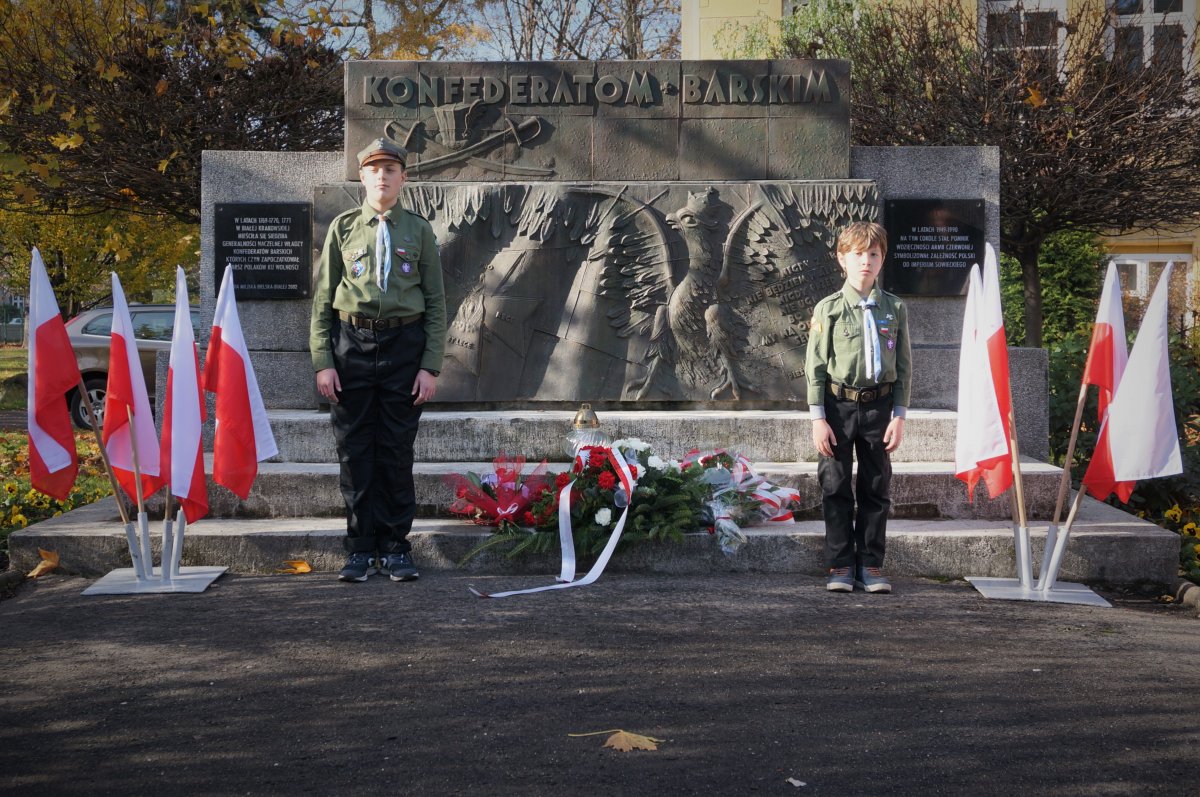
[805,221,911,594]
[310,138,447,583]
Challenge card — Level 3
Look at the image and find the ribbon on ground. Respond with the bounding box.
[471,446,637,599]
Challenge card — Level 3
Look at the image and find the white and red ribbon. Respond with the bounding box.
[471,445,638,599]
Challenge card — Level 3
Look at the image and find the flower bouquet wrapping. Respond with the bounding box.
[446,453,551,536]
[454,442,801,569]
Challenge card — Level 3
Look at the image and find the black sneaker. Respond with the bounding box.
[382,551,419,582]
[338,552,377,582]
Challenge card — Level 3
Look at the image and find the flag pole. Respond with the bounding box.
[73,377,148,577]
[171,507,186,578]
[126,406,153,577]
[161,492,175,584]
[1005,406,1032,587]
[1040,485,1088,591]
[1041,379,1090,587]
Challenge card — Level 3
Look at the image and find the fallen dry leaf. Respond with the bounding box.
[28,549,60,579]
[568,729,664,752]
[276,559,312,574]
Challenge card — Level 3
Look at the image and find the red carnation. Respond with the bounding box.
[628,464,638,478]
[589,449,607,468]
[522,511,536,525]
[597,471,617,490]
[555,472,571,489]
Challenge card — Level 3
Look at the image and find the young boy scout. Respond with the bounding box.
[805,221,911,593]
[310,138,447,583]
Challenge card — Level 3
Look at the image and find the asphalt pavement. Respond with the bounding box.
[1,572,1197,797]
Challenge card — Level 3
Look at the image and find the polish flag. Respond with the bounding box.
[102,272,163,501]
[202,267,277,499]
[159,267,207,522]
[1083,264,1181,502]
[1080,262,1128,423]
[954,263,1010,500]
[26,248,80,500]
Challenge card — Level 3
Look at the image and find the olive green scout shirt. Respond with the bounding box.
[804,282,912,420]
[309,202,448,374]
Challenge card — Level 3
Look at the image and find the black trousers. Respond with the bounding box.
[330,320,425,554]
[818,391,893,569]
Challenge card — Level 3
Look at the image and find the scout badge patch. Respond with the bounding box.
[395,247,412,274]
[348,248,367,278]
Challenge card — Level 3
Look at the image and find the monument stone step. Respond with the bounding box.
[10,496,1177,587]
[178,456,1061,522]
[266,408,966,464]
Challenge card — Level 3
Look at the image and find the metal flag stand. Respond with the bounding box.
[966,383,1111,608]
[81,397,225,596]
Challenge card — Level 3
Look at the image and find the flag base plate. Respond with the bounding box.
[965,576,1111,608]
[82,566,228,596]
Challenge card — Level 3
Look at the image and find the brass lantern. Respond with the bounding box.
[566,403,611,457]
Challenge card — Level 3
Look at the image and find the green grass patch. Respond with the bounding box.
[0,345,26,411]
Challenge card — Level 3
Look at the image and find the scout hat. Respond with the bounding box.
[356,138,407,168]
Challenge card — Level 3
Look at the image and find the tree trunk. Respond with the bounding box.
[1016,243,1044,349]
[364,0,377,57]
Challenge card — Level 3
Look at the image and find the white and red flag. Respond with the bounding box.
[202,267,277,499]
[26,248,80,500]
[1081,262,1128,423]
[102,272,163,502]
[1083,264,1181,502]
[159,267,207,523]
[954,246,1014,500]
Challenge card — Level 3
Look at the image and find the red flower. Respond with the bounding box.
[555,472,571,489]
[572,459,583,474]
[588,449,607,469]
[597,471,617,490]
[628,464,638,479]
[522,511,536,525]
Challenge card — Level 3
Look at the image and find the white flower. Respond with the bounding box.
[594,508,613,526]
[668,459,683,472]
[615,437,651,453]
[647,454,667,471]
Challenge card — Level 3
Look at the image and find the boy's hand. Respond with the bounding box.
[316,368,341,404]
[884,416,905,453]
[812,418,837,458]
[413,369,437,405]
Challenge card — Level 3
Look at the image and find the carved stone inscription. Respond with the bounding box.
[884,199,984,296]
[215,202,311,299]
[343,60,850,183]
[315,181,878,404]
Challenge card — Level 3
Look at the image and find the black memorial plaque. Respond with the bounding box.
[883,199,984,296]
[214,203,312,299]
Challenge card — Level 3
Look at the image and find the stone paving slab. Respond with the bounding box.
[9,493,1176,586]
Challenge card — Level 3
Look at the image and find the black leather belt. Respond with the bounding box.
[338,311,422,330]
[828,381,892,403]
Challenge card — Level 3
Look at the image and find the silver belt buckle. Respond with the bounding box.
[859,388,877,402]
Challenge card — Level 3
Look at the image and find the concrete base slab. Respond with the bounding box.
[10,493,1177,587]
[81,566,228,596]
[965,576,1112,608]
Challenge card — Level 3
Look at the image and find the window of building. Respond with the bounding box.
[984,1,1067,75]
[1109,0,1197,76]
[1114,24,1145,70]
